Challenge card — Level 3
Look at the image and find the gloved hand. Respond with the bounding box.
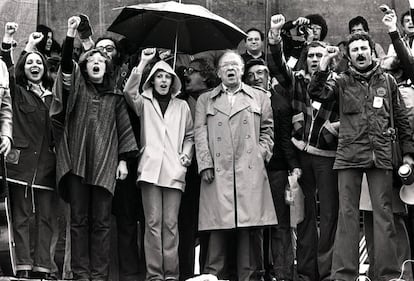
[77,14,93,39]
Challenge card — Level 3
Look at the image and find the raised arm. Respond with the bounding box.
[382,10,414,82]
[308,46,341,102]
[268,14,294,89]
[123,48,156,116]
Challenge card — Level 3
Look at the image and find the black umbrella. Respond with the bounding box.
[108,1,247,56]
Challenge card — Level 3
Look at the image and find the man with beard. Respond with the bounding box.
[268,14,339,281]
[178,58,218,280]
[306,20,414,280]
[244,58,301,281]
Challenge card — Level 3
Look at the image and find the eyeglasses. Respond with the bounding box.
[219,61,241,69]
[96,45,115,52]
[184,67,201,76]
[246,69,267,80]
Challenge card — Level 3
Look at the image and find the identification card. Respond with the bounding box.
[312,101,321,110]
[373,96,383,108]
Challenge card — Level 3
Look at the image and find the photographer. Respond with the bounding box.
[280,14,328,68]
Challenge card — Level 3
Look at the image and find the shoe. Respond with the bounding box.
[31,271,51,280]
[16,270,31,279]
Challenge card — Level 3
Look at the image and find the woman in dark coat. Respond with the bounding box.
[2,26,55,279]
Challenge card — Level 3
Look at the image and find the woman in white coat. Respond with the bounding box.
[123,48,194,281]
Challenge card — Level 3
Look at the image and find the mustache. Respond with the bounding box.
[356,54,366,61]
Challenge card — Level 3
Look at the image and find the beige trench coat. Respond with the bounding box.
[194,83,277,231]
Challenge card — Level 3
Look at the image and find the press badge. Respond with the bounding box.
[373,96,383,108]
[312,101,321,110]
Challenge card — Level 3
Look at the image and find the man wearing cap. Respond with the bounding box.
[244,58,300,281]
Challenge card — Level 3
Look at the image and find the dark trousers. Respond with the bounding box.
[296,151,338,281]
[178,163,201,281]
[265,170,293,281]
[364,211,413,281]
[204,229,264,281]
[10,183,54,272]
[332,168,400,281]
[112,159,145,281]
[66,174,113,281]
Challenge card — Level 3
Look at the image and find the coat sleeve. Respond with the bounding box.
[194,94,214,174]
[308,71,340,102]
[259,93,274,163]
[269,39,295,90]
[390,75,414,155]
[388,31,414,82]
[0,60,12,142]
[115,96,138,157]
[278,99,300,170]
[123,70,144,116]
[181,102,194,160]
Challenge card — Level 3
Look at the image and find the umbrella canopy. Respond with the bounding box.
[107,1,247,54]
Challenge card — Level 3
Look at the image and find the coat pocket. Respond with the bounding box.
[342,91,361,114]
[7,138,29,165]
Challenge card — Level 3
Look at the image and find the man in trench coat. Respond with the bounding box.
[194,50,277,281]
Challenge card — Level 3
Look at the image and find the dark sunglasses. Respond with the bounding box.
[184,67,201,76]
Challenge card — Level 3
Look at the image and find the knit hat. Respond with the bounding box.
[305,14,328,41]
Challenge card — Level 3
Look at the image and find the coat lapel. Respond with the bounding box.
[229,92,250,118]
[213,92,231,116]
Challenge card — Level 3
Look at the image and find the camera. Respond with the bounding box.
[297,24,310,36]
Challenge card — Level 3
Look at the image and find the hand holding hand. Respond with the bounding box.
[201,168,214,184]
[116,160,128,180]
[179,153,191,167]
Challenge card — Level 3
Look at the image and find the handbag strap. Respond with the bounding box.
[385,74,395,130]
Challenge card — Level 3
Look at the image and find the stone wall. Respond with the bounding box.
[34,0,412,54]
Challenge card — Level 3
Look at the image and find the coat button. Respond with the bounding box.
[216,153,220,157]
[217,137,221,141]
[246,135,250,139]
[216,168,221,172]
[243,120,247,124]
[247,149,252,153]
[218,122,222,126]
[248,165,252,169]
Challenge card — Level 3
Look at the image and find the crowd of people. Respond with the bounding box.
[2,1,414,281]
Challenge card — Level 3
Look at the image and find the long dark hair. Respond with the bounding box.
[15,51,53,89]
[36,24,61,57]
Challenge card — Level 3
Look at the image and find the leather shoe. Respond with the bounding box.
[16,270,31,279]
